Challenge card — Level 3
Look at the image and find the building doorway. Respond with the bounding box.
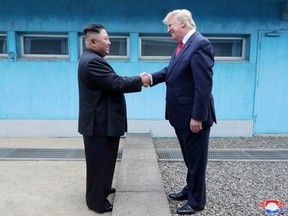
[254,31,288,134]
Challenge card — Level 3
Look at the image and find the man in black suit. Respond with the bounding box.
[142,9,216,215]
[78,24,149,213]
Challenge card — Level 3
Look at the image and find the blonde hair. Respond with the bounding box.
[163,9,196,29]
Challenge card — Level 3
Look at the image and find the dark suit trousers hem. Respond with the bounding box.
[83,135,119,212]
[175,127,210,209]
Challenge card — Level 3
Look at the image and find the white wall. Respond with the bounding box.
[0,119,253,137]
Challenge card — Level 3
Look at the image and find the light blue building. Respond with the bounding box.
[0,0,288,137]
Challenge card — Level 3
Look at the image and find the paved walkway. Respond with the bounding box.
[0,134,170,216]
[112,133,170,216]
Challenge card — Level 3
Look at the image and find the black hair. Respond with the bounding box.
[83,24,105,35]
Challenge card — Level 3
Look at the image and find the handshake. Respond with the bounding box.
[140,72,152,87]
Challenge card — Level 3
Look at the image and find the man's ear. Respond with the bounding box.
[181,21,186,28]
[91,38,99,48]
[91,38,97,45]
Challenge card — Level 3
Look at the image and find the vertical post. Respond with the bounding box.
[7,31,16,62]
[69,31,79,62]
[129,32,139,63]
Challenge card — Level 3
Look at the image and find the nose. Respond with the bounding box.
[167,27,171,33]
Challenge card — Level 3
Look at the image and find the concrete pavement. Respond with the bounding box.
[0,134,170,216]
[112,134,170,216]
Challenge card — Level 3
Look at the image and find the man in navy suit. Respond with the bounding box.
[142,9,216,215]
[78,24,149,213]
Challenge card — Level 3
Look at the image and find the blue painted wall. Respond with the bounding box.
[1,0,288,133]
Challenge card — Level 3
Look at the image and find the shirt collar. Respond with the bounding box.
[182,29,196,44]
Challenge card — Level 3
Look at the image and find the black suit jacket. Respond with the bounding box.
[152,31,216,129]
[78,49,142,137]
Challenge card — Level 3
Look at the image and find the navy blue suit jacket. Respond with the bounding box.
[151,31,216,129]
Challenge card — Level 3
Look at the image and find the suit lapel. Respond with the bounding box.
[166,31,199,80]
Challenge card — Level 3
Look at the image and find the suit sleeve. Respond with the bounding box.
[191,40,214,121]
[87,57,142,93]
[151,66,169,86]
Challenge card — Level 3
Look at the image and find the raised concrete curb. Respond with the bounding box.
[112,133,170,216]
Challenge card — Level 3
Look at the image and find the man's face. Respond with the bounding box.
[167,17,183,43]
[91,29,111,57]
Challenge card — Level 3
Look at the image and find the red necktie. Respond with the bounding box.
[176,42,183,56]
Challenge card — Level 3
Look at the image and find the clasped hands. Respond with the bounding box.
[140,72,151,87]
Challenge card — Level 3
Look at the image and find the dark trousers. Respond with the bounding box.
[175,127,210,209]
[83,135,119,212]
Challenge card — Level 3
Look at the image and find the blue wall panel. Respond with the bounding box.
[1,0,285,33]
[1,0,288,135]
[109,62,168,119]
[0,62,79,119]
[254,32,288,133]
[213,62,256,120]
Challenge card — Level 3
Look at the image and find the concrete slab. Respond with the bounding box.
[0,134,170,216]
[116,147,164,191]
[112,134,170,216]
[112,192,170,216]
[0,160,118,216]
[0,137,120,216]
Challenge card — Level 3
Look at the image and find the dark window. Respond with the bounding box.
[0,35,7,55]
[140,36,176,59]
[109,37,128,56]
[22,35,68,56]
[207,37,247,61]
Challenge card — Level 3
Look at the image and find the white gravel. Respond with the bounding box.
[154,136,288,215]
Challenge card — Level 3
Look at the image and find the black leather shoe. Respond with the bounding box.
[109,188,116,194]
[176,203,204,215]
[88,200,113,213]
[168,191,188,201]
[102,202,113,213]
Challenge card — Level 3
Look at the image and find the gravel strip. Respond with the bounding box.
[154,136,288,149]
[154,136,288,215]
